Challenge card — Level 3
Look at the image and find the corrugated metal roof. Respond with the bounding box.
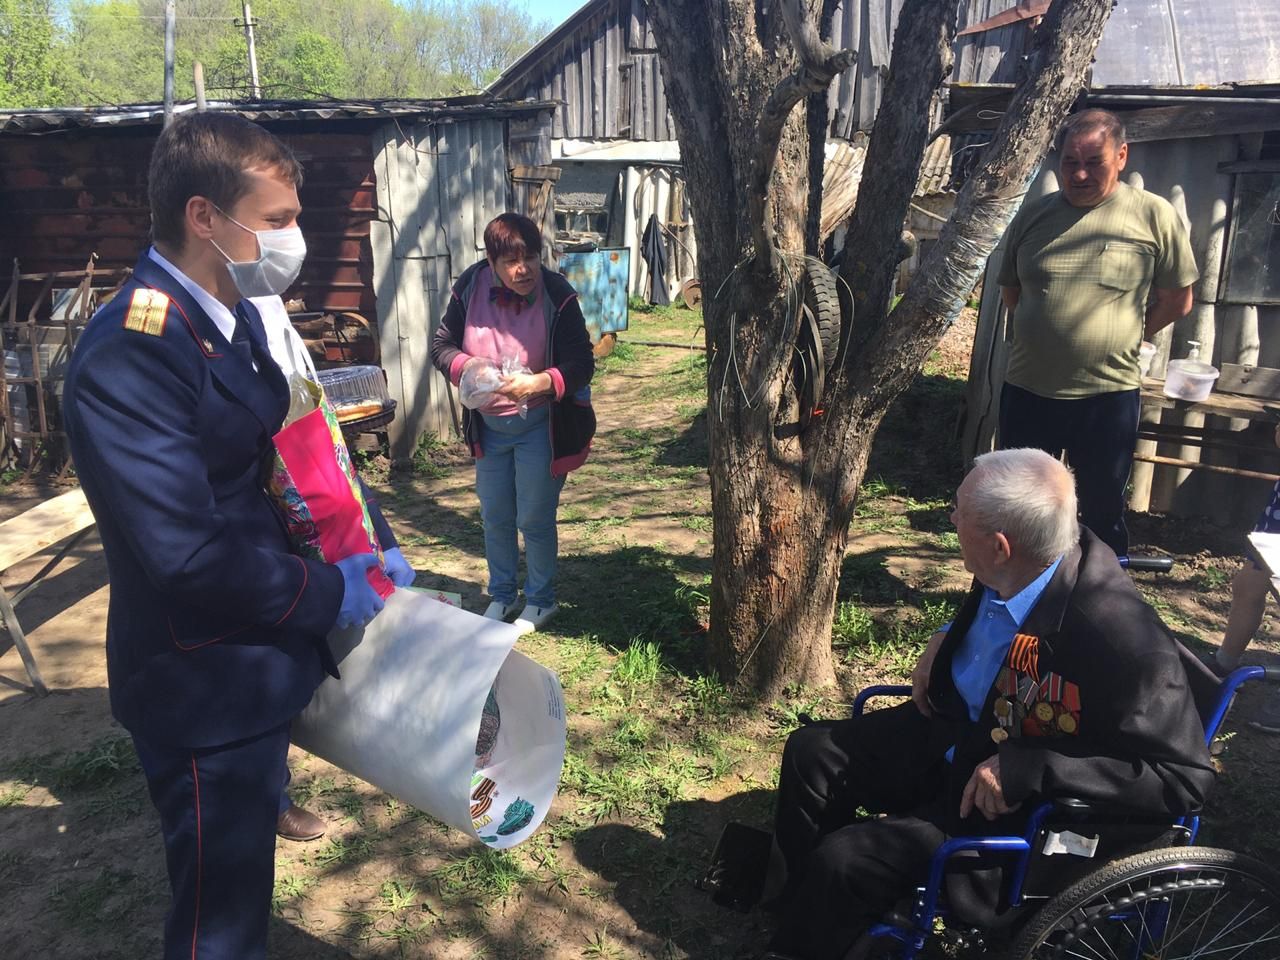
[916,134,955,196]
[955,0,1280,88]
[0,97,556,135]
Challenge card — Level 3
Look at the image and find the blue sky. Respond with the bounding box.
[517,0,589,32]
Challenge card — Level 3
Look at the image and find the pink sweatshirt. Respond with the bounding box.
[451,266,567,416]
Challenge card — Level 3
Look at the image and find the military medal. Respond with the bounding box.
[1057,713,1077,734]
[991,727,1009,743]
[994,698,1012,718]
[1035,702,1054,722]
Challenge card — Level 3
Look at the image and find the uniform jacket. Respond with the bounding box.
[926,527,1215,829]
[429,260,595,475]
[64,254,393,749]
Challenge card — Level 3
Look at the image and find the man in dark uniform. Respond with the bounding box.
[761,449,1215,960]
[63,112,414,960]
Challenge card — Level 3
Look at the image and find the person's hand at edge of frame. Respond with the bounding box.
[381,547,416,588]
[335,553,385,628]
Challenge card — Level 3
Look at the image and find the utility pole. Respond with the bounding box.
[241,1,262,100]
[163,0,176,125]
[194,62,207,111]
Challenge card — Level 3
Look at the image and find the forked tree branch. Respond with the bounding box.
[749,0,856,276]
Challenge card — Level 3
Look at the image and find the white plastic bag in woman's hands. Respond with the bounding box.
[459,358,504,410]
[500,355,534,418]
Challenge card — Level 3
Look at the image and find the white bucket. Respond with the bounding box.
[1163,359,1219,401]
[1139,341,1156,377]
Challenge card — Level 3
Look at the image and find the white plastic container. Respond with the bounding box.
[1163,343,1219,401]
[1138,340,1157,377]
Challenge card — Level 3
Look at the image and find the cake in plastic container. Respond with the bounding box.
[316,365,390,422]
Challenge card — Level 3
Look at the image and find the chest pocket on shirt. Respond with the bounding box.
[1099,240,1155,292]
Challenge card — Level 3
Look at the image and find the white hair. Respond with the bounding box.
[968,449,1078,565]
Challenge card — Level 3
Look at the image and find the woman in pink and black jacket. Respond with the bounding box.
[429,213,595,633]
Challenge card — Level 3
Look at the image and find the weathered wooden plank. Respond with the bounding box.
[1125,104,1280,144]
[0,488,93,573]
[1217,363,1280,399]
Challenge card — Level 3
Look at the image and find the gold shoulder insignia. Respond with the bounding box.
[123,288,170,336]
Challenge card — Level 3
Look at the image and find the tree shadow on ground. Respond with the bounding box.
[865,373,967,503]
[556,543,712,674]
[838,546,967,609]
[653,411,708,469]
[573,790,777,960]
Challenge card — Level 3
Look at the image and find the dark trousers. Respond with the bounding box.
[999,384,1140,556]
[769,704,952,960]
[133,723,290,960]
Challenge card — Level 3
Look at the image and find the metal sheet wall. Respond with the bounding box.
[0,126,380,318]
[826,0,909,138]
[370,117,512,456]
[956,0,1280,87]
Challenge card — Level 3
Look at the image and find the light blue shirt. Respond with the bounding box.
[951,555,1064,722]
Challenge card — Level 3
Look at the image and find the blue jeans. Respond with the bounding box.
[999,383,1141,556]
[476,404,565,607]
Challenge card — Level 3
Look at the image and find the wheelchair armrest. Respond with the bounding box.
[1046,796,1187,826]
[852,685,912,717]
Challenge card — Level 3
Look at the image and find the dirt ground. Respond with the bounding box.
[2,305,1280,959]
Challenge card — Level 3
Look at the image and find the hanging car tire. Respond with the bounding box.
[799,260,842,378]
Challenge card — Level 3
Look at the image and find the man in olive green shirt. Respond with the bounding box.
[998,109,1198,555]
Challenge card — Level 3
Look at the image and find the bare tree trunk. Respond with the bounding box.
[648,0,1114,698]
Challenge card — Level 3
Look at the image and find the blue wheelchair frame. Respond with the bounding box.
[851,664,1270,960]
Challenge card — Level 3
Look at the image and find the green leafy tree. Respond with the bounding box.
[58,0,163,105]
[0,0,61,107]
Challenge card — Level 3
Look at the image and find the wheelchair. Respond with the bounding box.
[850,659,1280,960]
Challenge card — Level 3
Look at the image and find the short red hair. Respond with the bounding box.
[484,212,542,260]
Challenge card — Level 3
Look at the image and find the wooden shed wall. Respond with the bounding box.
[0,125,380,319]
[494,0,910,142]
[370,116,514,457]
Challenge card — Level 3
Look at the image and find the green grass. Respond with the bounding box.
[610,641,664,687]
[582,928,626,960]
[411,432,450,479]
[3,736,139,794]
[432,848,531,904]
[1196,565,1232,591]
[51,867,146,931]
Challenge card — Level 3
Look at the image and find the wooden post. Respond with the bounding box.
[163,1,176,127]
[194,62,207,111]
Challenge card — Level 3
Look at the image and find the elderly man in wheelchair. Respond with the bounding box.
[711,447,1280,960]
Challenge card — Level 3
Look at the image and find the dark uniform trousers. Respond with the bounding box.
[769,705,998,960]
[133,724,291,960]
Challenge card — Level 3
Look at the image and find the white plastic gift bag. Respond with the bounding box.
[291,588,566,849]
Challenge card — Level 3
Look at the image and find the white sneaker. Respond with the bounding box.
[513,603,558,634]
[483,600,518,621]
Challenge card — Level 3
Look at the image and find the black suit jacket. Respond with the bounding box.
[926,527,1215,826]
[65,254,392,749]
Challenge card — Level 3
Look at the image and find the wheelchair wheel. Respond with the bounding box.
[1007,846,1280,960]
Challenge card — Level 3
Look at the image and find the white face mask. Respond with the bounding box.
[211,206,307,299]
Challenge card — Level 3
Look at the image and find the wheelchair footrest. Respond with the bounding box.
[697,821,773,913]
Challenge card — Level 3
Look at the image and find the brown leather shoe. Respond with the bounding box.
[277,803,326,842]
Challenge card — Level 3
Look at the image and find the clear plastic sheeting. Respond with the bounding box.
[292,588,566,850]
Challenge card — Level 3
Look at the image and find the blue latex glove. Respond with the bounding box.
[381,547,415,588]
[335,553,385,629]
